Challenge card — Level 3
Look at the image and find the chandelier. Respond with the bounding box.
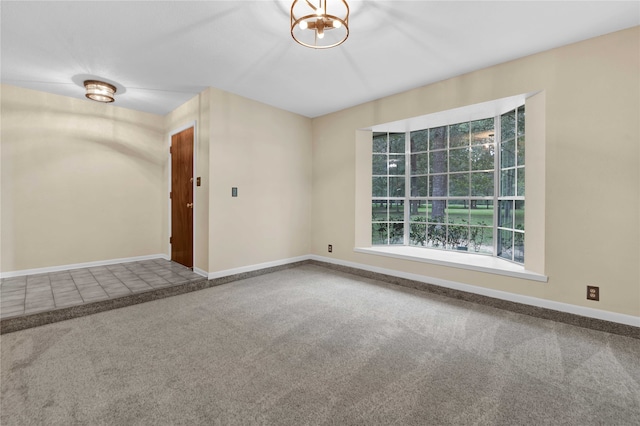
[291,0,349,49]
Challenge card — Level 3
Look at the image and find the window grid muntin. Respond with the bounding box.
[373,107,524,264]
[372,132,406,245]
[497,106,525,262]
[408,116,497,254]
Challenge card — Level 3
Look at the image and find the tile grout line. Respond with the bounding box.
[1,260,201,322]
[105,264,132,293]
[70,271,90,304]
[49,275,63,309]
[108,268,134,297]
[87,267,121,300]
[24,275,54,315]
[124,262,169,290]
[22,278,27,316]
[54,272,83,308]
[47,275,54,311]
[0,278,24,318]
[122,262,152,292]
[13,277,27,317]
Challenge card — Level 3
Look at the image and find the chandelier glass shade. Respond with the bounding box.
[84,80,116,103]
[291,0,349,49]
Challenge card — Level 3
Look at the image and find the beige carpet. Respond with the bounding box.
[2,264,639,425]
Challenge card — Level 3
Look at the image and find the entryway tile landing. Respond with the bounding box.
[0,259,205,321]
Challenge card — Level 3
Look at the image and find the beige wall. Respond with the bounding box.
[208,88,312,273]
[311,27,640,317]
[165,87,313,274]
[1,85,166,271]
[1,84,312,276]
[2,27,636,320]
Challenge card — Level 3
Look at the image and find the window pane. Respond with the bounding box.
[388,200,405,222]
[388,154,405,175]
[429,126,447,150]
[517,136,525,166]
[410,221,427,246]
[389,133,405,153]
[372,154,387,175]
[515,200,525,231]
[410,129,428,153]
[371,105,523,262]
[429,175,448,197]
[501,110,516,141]
[372,223,387,245]
[514,231,525,263]
[500,169,515,196]
[449,173,469,197]
[448,199,469,224]
[517,106,525,137]
[470,226,493,254]
[449,122,469,148]
[372,177,387,197]
[429,200,447,223]
[471,144,494,171]
[372,200,387,221]
[373,132,387,153]
[471,118,495,145]
[448,224,470,249]
[389,177,405,197]
[470,200,493,225]
[427,223,446,249]
[471,172,494,197]
[498,200,513,228]
[517,167,525,196]
[410,153,428,175]
[501,139,515,168]
[409,200,426,221]
[429,150,448,174]
[389,223,404,245]
[497,229,513,260]
[449,147,470,172]
[410,176,428,197]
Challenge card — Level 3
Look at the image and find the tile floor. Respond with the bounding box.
[0,259,205,319]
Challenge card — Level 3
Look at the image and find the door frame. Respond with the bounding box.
[167,121,197,268]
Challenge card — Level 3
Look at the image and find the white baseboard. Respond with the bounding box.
[4,252,637,328]
[207,255,311,280]
[310,255,640,328]
[0,254,170,279]
[193,267,208,278]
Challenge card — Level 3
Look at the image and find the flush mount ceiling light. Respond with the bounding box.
[84,80,116,103]
[291,0,349,49]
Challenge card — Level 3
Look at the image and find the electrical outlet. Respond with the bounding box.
[328,244,333,253]
[587,285,599,301]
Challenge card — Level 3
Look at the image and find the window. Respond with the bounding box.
[372,106,526,264]
[372,132,406,245]
[498,107,526,263]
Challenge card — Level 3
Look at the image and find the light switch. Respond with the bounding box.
[232,187,238,197]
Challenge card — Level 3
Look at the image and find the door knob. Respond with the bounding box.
[187,203,193,208]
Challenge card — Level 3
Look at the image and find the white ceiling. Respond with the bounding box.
[2,1,638,118]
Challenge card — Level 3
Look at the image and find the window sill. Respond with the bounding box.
[353,246,547,282]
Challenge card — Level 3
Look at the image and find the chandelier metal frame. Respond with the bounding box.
[291,0,349,49]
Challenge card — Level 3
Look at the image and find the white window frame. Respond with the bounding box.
[372,110,525,263]
[355,92,547,282]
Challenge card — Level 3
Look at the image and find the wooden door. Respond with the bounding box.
[171,127,194,268]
